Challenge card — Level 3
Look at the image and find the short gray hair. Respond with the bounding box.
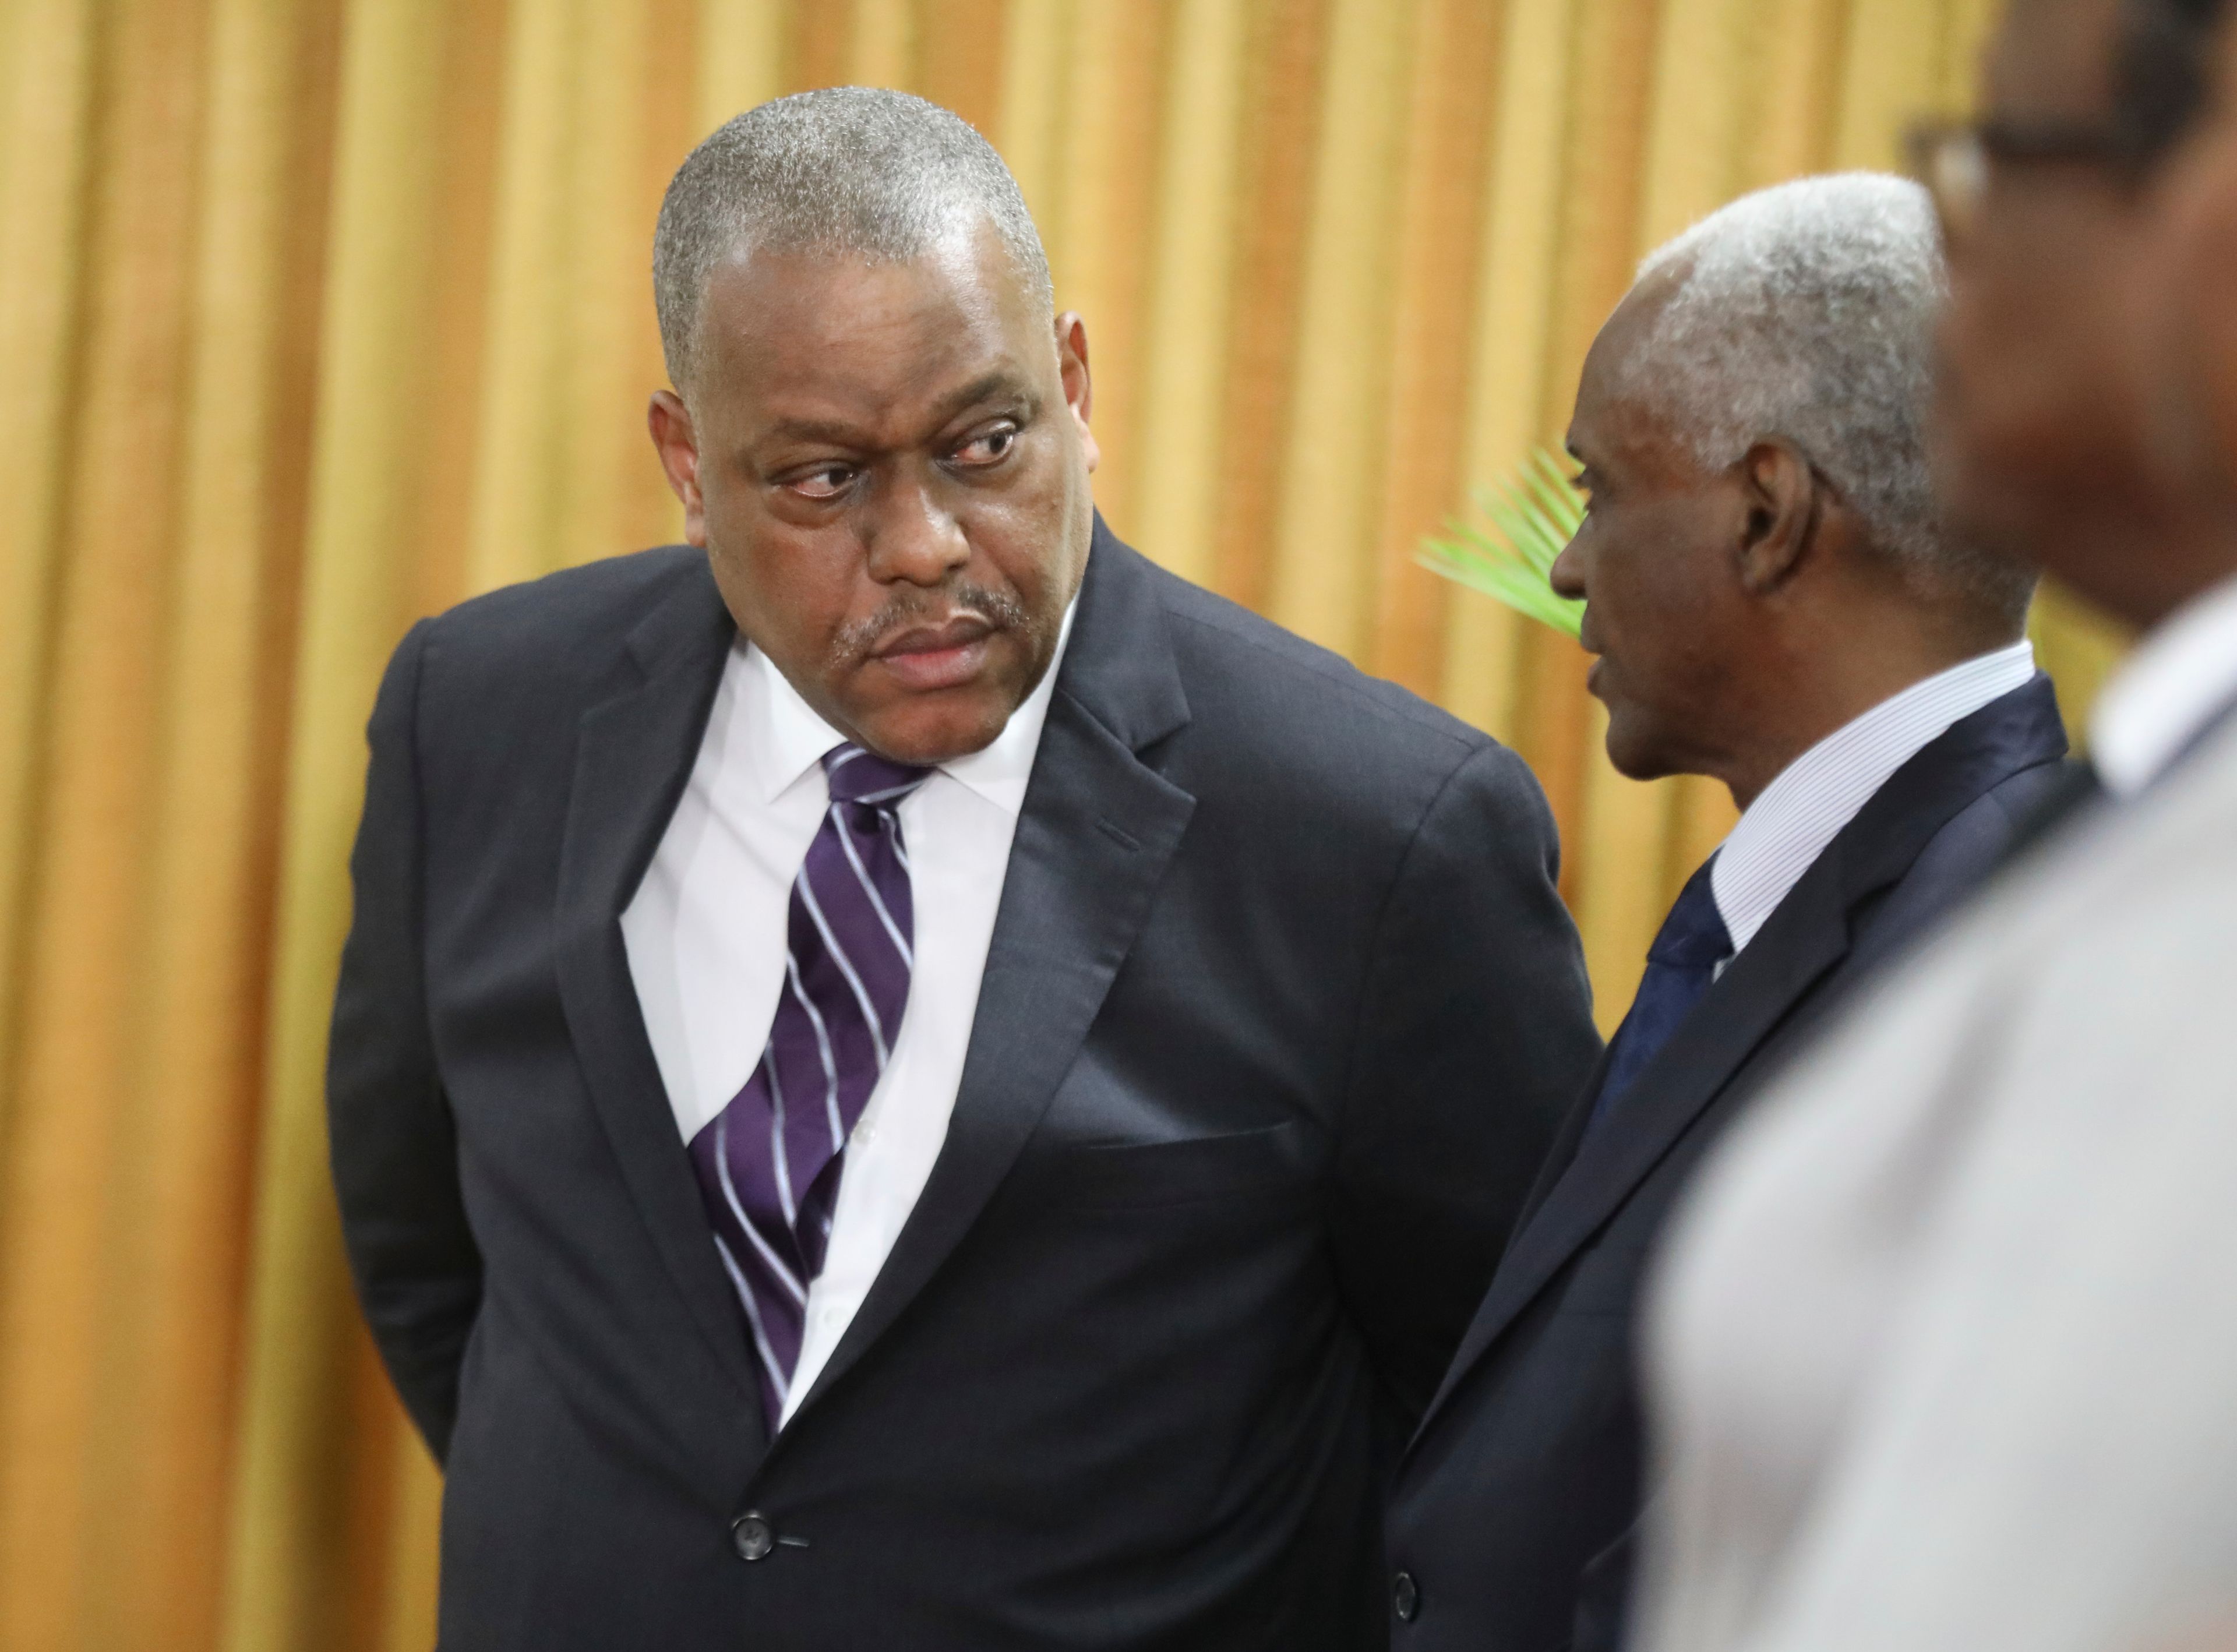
[1628,172,2032,616]
[653,87,1053,394]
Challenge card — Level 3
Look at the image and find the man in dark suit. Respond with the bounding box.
[328,87,1599,1650]
[1383,173,2070,1651]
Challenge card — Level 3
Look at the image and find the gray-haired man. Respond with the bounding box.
[1382,173,2072,1652]
[328,88,1599,1649]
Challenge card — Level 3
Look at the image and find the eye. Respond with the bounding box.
[953,422,1019,467]
[788,463,859,500]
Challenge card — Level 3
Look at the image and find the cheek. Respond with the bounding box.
[964,457,1088,609]
[2168,142,2237,485]
[712,531,853,657]
[1944,240,2144,471]
[1593,516,1704,640]
[980,434,1082,532]
[976,526,1070,615]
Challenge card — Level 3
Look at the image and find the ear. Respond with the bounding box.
[648,390,708,547]
[1055,312,1100,475]
[1733,438,1820,595]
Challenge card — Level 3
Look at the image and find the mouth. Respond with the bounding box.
[869,615,998,692]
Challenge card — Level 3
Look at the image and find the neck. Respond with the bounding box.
[1717,623,2019,811]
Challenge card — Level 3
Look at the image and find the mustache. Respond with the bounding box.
[828,581,1038,667]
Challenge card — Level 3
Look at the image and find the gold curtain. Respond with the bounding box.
[0,2,2130,1647]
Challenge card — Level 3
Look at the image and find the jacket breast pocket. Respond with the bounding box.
[1041,1119,1311,1212]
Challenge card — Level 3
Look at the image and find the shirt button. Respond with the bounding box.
[1392,1570,1420,1622]
[731,1512,775,1562]
[855,1121,877,1146]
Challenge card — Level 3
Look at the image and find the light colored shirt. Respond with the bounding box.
[622,606,1073,1425]
[2088,570,2237,796]
[1710,641,2038,955]
[1633,680,2237,1652]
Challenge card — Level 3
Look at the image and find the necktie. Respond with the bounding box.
[1582,856,1732,1139]
[687,743,931,1429]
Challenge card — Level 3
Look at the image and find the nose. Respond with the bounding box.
[863,472,970,588]
[1548,535,1586,602]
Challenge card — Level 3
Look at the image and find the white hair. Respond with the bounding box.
[654,87,1052,395]
[1629,172,2032,616]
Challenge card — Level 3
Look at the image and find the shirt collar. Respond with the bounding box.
[742,596,1078,817]
[2088,570,2237,798]
[1710,639,2038,956]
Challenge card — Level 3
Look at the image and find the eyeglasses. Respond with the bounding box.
[1906,117,2143,239]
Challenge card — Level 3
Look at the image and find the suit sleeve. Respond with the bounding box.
[327,619,481,1462]
[1330,740,1601,1422]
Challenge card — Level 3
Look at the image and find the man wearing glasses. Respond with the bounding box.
[1916,0,2234,669]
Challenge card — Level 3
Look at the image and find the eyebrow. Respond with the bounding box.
[758,370,1036,450]
[931,369,1034,426]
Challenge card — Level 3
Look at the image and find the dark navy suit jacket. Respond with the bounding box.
[327,520,1600,1651]
[1383,675,2073,1652]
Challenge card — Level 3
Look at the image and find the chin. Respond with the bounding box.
[853,693,1012,767]
[1601,713,1679,784]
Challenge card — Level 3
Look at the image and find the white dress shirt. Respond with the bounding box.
[622,607,1074,1426]
[2088,570,2237,796]
[1709,641,2039,955]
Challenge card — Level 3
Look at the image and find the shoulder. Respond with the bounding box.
[1887,733,2237,1054]
[1106,550,1555,854]
[1130,553,1542,823]
[1901,754,2074,887]
[1148,560,1485,758]
[409,545,717,708]
[381,547,722,775]
[1977,749,2082,825]
[421,544,709,660]
[2026,730,2237,962]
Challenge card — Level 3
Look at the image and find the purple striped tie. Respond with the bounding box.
[687,743,930,1429]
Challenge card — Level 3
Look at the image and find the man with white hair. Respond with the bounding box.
[1381,172,2069,1652]
[327,87,1599,1648]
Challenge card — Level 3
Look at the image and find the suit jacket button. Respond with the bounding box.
[1392,1570,1420,1622]
[731,1513,776,1562]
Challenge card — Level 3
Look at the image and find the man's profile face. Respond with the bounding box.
[1552,283,1755,783]
[1934,0,2160,596]
[650,223,1097,765]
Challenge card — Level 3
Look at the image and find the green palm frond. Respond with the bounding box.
[1416,446,1586,639]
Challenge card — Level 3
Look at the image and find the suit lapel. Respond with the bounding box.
[779,523,1195,1435]
[1414,864,1853,1432]
[552,562,770,1452]
[1410,675,2070,1446]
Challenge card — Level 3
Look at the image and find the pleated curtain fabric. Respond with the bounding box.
[0,2,2129,1647]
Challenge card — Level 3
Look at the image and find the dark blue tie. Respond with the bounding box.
[1583,856,1733,1138]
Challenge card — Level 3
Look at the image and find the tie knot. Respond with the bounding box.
[1649,857,1731,970]
[822,743,933,807]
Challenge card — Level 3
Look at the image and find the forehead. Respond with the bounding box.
[694,227,1048,423]
[1985,0,2122,114]
[1572,274,1684,453]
